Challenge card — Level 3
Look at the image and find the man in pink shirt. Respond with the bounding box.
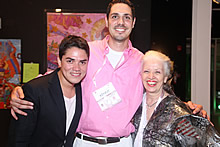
[10,0,207,146]
[73,1,144,145]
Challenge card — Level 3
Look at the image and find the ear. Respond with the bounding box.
[164,76,168,83]
[132,17,136,28]
[57,56,61,68]
[105,16,109,28]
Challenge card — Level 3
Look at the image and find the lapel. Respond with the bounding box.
[65,82,82,145]
[66,82,82,135]
[48,68,66,126]
[133,104,143,138]
[47,68,82,145]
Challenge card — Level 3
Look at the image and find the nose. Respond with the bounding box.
[118,16,124,25]
[148,72,154,79]
[72,62,80,70]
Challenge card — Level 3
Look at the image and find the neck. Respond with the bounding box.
[58,71,76,98]
[108,37,129,52]
[146,90,164,103]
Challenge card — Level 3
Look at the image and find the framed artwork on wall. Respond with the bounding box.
[46,11,108,71]
[0,39,21,109]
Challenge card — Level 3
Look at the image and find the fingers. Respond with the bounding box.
[198,110,214,126]
[197,109,207,118]
[11,104,28,120]
[10,86,34,109]
[10,99,30,119]
[209,119,214,126]
[186,101,204,115]
[10,86,34,119]
[192,104,213,126]
[11,105,28,116]
[10,98,33,109]
[11,108,18,120]
[186,101,196,110]
[192,104,203,114]
[186,101,213,126]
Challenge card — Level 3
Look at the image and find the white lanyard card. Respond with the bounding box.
[92,82,121,111]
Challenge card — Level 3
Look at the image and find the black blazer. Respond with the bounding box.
[10,68,82,147]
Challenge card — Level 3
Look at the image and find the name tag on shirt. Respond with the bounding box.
[92,82,121,111]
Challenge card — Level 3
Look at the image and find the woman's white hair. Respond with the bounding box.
[142,50,173,78]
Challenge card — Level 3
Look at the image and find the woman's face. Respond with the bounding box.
[141,57,168,95]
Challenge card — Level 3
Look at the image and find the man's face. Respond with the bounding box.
[106,3,136,42]
[57,47,88,86]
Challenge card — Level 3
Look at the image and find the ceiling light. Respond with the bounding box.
[55,8,62,12]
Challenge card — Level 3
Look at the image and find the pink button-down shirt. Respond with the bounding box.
[77,36,144,137]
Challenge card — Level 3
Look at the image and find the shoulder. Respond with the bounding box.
[88,39,105,49]
[88,40,107,58]
[23,69,58,89]
[131,48,143,61]
[161,95,190,110]
[153,95,192,122]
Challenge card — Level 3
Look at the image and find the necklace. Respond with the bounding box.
[146,100,158,107]
[146,90,164,108]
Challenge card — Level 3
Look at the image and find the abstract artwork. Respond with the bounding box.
[0,39,21,109]
[47,12,108,71]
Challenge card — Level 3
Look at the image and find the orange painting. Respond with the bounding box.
[0,39,21,109]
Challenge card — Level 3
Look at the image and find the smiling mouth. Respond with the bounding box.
[115,28,126,32]
[147,80,157,87]
[70,73,81,77]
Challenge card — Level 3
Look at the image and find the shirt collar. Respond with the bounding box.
[102,35,133,56]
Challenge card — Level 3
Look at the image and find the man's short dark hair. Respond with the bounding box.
[59,35,90,60]
[106,0,135,20]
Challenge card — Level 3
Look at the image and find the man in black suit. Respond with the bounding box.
[9,35,89,147]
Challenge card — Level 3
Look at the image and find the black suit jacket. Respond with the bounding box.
[11,68,82,147]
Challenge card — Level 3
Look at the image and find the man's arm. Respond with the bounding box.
[13,84,38,146]
[11,87,210,120]
[10,86,34,120]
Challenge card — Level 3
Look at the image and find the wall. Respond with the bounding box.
[0,0,151,146]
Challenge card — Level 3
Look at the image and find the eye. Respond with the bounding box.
[143,70,149,73]
[79,60,87,65]
[125,16,132,20]
[66,59,73,64]
[111,15,118,19]
[155,71,161,74]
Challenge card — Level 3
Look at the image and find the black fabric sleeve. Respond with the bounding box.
[13,83,39,147]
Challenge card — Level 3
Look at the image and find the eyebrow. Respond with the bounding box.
[110,13,132,17]
[80,59,88,62]
[65,57,88,62]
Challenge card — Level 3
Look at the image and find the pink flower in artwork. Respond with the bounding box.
[48,13,83,30]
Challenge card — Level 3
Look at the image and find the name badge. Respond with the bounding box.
[92,82,121,111]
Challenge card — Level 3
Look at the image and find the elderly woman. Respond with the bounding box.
[132,50,220,146]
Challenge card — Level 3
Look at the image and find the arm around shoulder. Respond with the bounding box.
[12,83,39,146]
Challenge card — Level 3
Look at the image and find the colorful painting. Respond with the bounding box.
[0,39,21,109]
[47,12,108,71]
